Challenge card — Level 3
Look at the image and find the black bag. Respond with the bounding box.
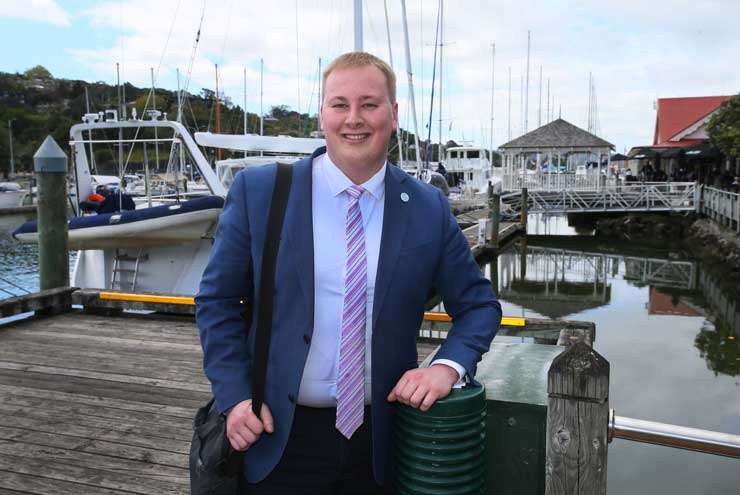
[190,163,294,494]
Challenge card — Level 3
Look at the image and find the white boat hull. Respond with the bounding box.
[15,208,221,250]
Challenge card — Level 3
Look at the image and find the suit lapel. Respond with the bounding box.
[372,164,410,330]
[282,152,317,323]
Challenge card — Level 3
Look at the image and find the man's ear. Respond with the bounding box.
[392,101,399,130]
[319,105,324,131]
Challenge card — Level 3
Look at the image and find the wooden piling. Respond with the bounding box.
[34,136,69,292]
[521,187,529,230]
[545,342,610,495]
[489,189,501,249]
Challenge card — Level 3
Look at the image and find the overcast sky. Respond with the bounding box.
[1,0,738,152]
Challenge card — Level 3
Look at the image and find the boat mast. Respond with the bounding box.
[84,86,96,174]
[489,43,495,166]
[116,63,123,189]
[438,0,444,162]
[400,0,422,169]
[243,66,248,159]
[151,67,161,172]
[215,64,221,160]
[507,66,512,141]
[538,65,542,128]
[525,30,530,133]
[354,0,363,50]
[383,0,403,167]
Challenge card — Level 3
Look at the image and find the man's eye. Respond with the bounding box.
[333,103,348,109]
[363,103,378,109]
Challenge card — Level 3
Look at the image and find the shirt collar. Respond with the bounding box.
[321,153,386,200]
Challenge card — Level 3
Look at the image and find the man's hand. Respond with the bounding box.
[225,399,274,451]
[387,364,459,412]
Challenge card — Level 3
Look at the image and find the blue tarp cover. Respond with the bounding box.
[13,195,224,238]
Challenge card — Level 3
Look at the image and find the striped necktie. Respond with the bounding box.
[336,185,367,439]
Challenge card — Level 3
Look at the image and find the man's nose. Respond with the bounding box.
[346,105,363,125]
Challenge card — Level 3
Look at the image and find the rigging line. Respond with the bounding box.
[424,0,441,167]
[152,0,183,84]
[183,0,208,96]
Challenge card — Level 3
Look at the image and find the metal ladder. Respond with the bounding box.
[110,249,145,292]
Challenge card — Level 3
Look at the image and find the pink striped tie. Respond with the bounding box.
[336,185,367,439]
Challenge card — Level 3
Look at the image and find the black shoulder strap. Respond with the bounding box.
[251,163,293,417]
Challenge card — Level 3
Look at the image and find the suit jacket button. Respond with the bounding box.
[288,393,296,403]
[303,334,311,344]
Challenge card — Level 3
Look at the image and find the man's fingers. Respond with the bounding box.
[245,411,265,436]
[399,379,420,405]
[228,430,250,452]
[261,404,275,434]
[420,390,438,412]
[388,376,408,402]
[409,385,428,409]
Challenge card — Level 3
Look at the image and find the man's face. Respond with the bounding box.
[320,65,398,174]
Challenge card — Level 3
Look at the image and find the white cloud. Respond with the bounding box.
[0,0,72,26]
[63,0,740,151]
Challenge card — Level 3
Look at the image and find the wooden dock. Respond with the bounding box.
[0,307,449,494]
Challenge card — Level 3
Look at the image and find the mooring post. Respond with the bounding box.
[489,186,500,249]
[34,136,69,292]
[521,187,528,230]
[545,342,610,495]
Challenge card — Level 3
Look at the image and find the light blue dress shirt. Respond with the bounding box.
[297,153,464,407]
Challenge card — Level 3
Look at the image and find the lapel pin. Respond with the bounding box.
[400,192,410,203]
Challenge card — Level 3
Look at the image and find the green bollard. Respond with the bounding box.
[34,136,69,291]
[395,386,487,495]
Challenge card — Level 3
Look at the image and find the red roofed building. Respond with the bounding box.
[653,96,731,147]
[628,95,734,183]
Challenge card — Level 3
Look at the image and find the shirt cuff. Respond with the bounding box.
[430,359,468,388]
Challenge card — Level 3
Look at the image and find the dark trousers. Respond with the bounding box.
[240,405,390,495]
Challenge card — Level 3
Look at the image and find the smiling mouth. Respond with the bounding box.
[342,133,370,142]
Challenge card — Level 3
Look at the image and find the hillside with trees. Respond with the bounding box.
[0,66,464,177]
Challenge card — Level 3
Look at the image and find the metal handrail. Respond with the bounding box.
[608,410,740,459]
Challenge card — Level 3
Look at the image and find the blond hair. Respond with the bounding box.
[322,51,397,103]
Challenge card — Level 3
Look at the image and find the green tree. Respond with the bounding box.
[707,93,740,157]
[23,65,53,80]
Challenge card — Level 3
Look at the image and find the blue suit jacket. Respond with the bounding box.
[196,147,501,484]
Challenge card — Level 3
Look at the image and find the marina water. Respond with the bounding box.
[1,212,738,494]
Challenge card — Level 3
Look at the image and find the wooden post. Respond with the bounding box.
[546,342,610,495]
[521,187,528,230]
[489,185,500,249]
[34,136,69,292]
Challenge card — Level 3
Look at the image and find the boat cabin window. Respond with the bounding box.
[467,150,480,159]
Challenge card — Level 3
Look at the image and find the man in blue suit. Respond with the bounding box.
[196,52,501,494]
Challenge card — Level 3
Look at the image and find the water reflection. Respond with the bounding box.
[489,238,740,378]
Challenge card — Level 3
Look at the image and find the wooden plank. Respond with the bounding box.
[0,361,210,393]
[0,330,202,352]
[2,415,190,454]
[0,349,207,384]
[0,342,205,377]
[0,470,127,495]
[0,440,187,483]
[0,369,209,409]
[0,384,195,419]
[0,426,188,469]
[0,403,192,445]
[0,393,192,430]
[0,453,188,495]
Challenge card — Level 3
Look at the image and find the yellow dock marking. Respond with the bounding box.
[96,293,525,327]
[98,292,195,305]
[424,312,525,327]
